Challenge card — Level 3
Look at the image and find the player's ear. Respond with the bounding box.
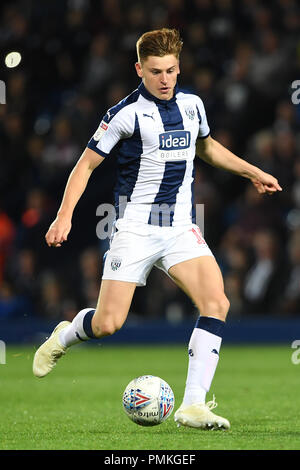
[135,62,143,78]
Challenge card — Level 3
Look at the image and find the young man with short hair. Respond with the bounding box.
[33,28,282,430]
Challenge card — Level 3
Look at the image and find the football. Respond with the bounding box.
[122,375,175,426]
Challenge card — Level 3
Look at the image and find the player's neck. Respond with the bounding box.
[139,81,178,104]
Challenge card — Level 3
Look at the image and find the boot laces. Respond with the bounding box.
[206,394,218,411]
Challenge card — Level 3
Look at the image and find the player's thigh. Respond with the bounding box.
[168,256,230,319]
[92,279,136,335]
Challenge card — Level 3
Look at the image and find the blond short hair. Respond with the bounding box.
[136,28,183,63]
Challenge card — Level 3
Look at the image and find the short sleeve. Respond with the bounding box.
[196,97,210,139]
[87,107,134,158]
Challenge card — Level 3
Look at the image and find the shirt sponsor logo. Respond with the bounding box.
[159,130,191,161]
[159,130,190,150]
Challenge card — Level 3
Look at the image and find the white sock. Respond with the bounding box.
[183,319,223,405]
[59,308,96,348]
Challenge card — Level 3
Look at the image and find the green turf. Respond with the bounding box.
[0,343,299,450]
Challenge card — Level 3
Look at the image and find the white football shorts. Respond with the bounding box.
[102,219,214,286]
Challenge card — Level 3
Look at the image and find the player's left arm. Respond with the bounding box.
[196,135,282,195]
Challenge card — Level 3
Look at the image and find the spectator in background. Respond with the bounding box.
[18,188,49,245]
[223,271,244,317]
[41,116,80,187]
[248,28,290,101]
[16,188,56,269]
[77,247,101,307]
[243,229,287,314]
[0,112,26,208]
[273,100,299,134]
[38,271,76,320]
[247,131,275,176]
[24,134,46,188]
[64,94,98,149]
[81,34,114,96]
[6,249,38,310]
[0,209,16,283]
[6,71,28,116]
[226,183,283,246]
[280,229,300,314]
[291,158,300,210]
[274,130,297,191]
[0,280,32,318]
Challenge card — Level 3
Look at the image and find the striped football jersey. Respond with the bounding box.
[87,82,210,227]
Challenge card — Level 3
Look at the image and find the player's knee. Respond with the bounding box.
[200,295,230,321]
[219,295,230,320]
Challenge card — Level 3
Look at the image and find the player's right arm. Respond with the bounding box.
[46,103,133,247]
[45,148,104,247]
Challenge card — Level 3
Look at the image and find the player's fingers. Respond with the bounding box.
[62,228,70,241]
[264,184,281,195]
[47,233,63,247]
[265,178,282,192]
[47,239,62,247]
[46,229,64,246]
[267,184,282,192]
[55,234,65,244]
[45,232,55,246]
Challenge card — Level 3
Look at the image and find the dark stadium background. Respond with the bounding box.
[0,0,299,344]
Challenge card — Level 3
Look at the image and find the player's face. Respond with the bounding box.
[135,54,180,101]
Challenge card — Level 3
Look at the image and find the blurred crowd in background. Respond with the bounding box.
[0,0,300,324]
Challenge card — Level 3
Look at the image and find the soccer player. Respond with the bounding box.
[33,28,282,430]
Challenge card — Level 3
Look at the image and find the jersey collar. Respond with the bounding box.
[138,81,179,105]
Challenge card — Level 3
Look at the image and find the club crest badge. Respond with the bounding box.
[184,106,195,120]
[111,257,122,271]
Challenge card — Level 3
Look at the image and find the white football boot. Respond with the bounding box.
[174,395,230,430]
[33,321,70,378]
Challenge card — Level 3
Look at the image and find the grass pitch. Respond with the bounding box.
[0,343,299,450]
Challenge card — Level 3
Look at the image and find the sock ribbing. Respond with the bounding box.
[195,316,225,337]
[83,309,96,339]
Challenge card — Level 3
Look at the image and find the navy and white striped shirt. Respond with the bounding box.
[87,82,210,227]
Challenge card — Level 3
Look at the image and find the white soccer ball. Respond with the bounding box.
[122,375,175,426]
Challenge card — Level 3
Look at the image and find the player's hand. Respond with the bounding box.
[251,171,282,195]
[45,216,72,247]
